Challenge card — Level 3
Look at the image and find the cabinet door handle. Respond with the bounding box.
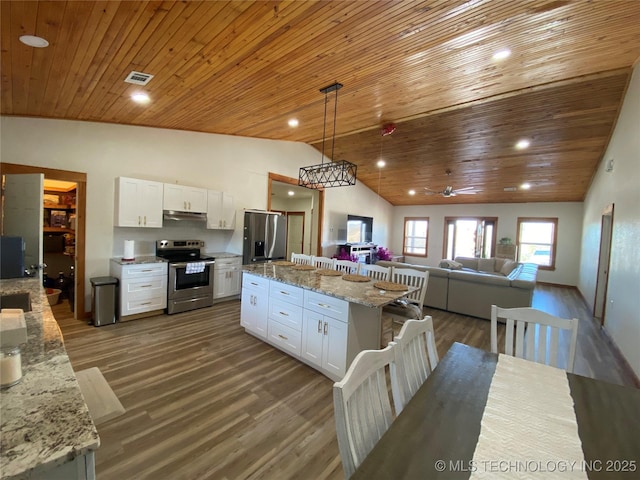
[188,201,191,210]
[279,311,289,317]
[144,215,147,225]
[140,284,152,288]
[318,303,329,309]
[138,216,141,225]
[252,295,256,306]
[219,220,222,227]
[141,302,152,306]
[317,320,322,333]
[323,322,328,335]
[278,334,288,341]
[280,291,290,295]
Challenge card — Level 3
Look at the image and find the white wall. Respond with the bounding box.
[579,63,640,376]
[391,202,584,285]
[1,117,390,311]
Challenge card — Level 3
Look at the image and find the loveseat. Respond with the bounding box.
[376,257,538,320]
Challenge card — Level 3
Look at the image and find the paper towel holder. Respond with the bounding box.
[123,240,135,261]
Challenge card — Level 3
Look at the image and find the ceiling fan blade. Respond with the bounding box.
[454,186,476,192]
[455,190,478,195]
[423,187,439,195]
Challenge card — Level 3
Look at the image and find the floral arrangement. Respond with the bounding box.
[374,246,393,262]
[333,248,359,262]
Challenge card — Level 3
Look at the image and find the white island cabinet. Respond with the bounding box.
[114,177,163,228]
[240,273,269,338]
[163,183,207,213]
[239,266,410,381]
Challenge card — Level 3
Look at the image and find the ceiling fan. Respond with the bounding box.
[424,185,479,197]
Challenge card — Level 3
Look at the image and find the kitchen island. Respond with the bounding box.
[0,278,99,480]
[241,263,417,380]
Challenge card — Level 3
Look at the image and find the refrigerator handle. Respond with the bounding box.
[265,214,271,259]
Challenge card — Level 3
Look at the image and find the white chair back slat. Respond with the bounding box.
[391,268,428,309]
[389,316,439,414]
[333,345,397,478]
[291,253,313,265]
[313,256,336,270]
[491,305,579,373]
[360,264,391,282]
[335,260,360,275]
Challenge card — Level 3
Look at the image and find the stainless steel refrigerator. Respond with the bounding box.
[243,210,287,264]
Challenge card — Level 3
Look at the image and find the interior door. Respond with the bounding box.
[2,174,44,277]
[594,205,614,324]
[286,212,305,258]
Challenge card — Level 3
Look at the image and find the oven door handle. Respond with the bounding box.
[170,260,215,268]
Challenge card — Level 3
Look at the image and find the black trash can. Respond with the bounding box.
[90,276,118,326]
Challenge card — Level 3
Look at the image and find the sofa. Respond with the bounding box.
[376,257,538,320]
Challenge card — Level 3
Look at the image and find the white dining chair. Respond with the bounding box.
[382,268,429,339]
[335,259,360,275]
[333,345,398,478]
[291,253,312,265]
[389,316,439,413]
[359,263,391,281]
[491,305,579,373]
[313,256,336,270]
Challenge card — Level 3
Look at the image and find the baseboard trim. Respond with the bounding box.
[599,324,640,389]
[536,281,576,288]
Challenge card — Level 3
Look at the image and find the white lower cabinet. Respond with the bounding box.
[301,309,348,378]
[213,257,242,300]
[240,273,269,338]
[110,261,168,319]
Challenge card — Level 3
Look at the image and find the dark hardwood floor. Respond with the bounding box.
[52,285,636,480]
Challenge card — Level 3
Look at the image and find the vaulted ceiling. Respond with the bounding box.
[2,1,639,205]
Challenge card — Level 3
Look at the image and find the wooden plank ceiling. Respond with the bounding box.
[2,1,639,205]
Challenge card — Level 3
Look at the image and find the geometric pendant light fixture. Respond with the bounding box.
[299,82,357,189]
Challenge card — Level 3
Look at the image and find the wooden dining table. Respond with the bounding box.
[351,342,640,479]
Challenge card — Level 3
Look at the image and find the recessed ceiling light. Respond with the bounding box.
[520,183,531,190]
[287,190,295,196]
[515,139,530,150]
[288,118,299,128]
[408,190,416,195]
[377,160,386,168]
[493,48,511,60]
[131,92,150,104]
[19,35,49,48]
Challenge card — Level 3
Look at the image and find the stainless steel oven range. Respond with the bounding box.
[156,240,215,314]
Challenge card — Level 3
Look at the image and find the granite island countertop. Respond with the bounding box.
[0,278,99,479]
[242,263,416,308]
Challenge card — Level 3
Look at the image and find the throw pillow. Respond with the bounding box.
[500,260,517,276]
[477,257,495,273]
[494,257,507,272]
[439,259,463,270]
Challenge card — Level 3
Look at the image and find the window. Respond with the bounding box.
[517,217,558,270]
[403,217,429,257]
[444,217,497,259]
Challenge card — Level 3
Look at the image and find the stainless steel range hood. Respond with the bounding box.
[163,210,206,222]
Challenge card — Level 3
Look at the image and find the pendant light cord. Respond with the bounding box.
[330,86,339,163]
[320,94,328,165]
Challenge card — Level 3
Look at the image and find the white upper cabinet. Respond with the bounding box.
[163,184,207,213]
[114,177,163,228]
[207,189,235,229]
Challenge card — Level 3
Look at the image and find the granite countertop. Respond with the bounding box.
[205,251,241,259]
[110,255,167,266]
[0,278,99,479]
[242,263,416,308]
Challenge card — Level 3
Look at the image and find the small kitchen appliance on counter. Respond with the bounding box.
[156,240,215,314]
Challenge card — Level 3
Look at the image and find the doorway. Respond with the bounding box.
[267,172,324,256]
[1,163,87,320]
[594,204,614,325]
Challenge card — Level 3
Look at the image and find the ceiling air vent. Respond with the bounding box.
[124,71,154,85]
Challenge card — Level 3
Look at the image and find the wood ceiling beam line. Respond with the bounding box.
[308,67,632,145]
